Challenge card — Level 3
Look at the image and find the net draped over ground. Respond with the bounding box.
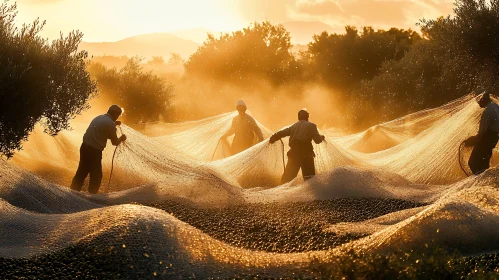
[1,94,499,278]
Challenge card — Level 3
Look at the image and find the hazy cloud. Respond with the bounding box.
[419,0,455,14]
[295,0,345,17]
[14,0,455,44]
[233,0,455,30]
[231,0,297,22]
[341,0,411,26]
[18,0,64,4]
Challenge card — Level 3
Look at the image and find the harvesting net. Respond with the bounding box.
[147,111,273,161]
[2,93,499,278]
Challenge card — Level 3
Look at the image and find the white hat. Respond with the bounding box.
[235,99,247,109]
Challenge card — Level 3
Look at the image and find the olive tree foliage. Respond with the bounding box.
[185,21,297,87]
[353,0,499,129]
[88,57,175,123]
[302,26,421,91]
[0,3,97,158]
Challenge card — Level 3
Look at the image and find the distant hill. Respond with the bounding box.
[171,28,213,44]
[79,33,200,60]
[78,23,339,60]
[282,21,338,44]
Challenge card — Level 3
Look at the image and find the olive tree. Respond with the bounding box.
[0,3,97,157]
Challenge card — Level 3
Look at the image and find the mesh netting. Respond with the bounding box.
[2,93,499,278]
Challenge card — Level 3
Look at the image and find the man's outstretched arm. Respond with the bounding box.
[251,118,264,142]
[269,126,292,144]
[466,109,492,146]
[222,119,236,138]
[311,125,325,144]
[109,124,126,146]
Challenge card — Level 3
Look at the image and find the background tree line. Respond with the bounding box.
[3,0,499,157]
[184,0,499,129]
[87,57,175,124]
[356,0,499,127]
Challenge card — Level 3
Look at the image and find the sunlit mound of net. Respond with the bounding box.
[205,95,489,187]
[10,123,243,206]
[141,112,273,161]
[0,159,99,213]
[1,163,499,277]
[343,168,499,256]
[356,95,482,184]
[243,166,445,204]
[346,95,474,152]
[209,139,359,188]
[3,93,499,277]
[7,93,498,202]
[0,199,324,278]
[12,94,496,190]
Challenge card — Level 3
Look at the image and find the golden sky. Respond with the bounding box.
[16,0,455,42]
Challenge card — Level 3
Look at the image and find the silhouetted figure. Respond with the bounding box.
[71,105,127,193]
[222,100,264,155]
[269,109,325,184]
[465,93,499,174]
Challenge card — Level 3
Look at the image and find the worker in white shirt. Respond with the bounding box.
[70,105,127,193]
[221,99,264,155]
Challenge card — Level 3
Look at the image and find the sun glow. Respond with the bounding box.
[16,0,245,42]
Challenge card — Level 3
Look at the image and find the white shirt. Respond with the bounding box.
[478,102,499,136]
[83,114,119,151]
[224,113,264,141]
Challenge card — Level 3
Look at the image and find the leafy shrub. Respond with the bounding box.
[88,57,175,123]
[0,3,97,157]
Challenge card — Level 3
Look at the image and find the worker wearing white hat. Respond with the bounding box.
[221,99,264,155]
[71,104,127,194]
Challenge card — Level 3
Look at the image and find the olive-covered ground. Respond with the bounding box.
[2,198,498,279]
[145,197,424,253]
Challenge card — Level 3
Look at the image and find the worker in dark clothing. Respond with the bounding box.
[465,93,499,174]
[222,99,264,155]
[269,109,325,184]
[71,105,127,194]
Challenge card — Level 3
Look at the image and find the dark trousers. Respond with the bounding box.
[468,130,499,175]
[281,149,316,184]
[71,143,103,194]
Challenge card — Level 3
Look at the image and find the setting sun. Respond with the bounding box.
[16,0,244,41]
[16,0,454,43]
